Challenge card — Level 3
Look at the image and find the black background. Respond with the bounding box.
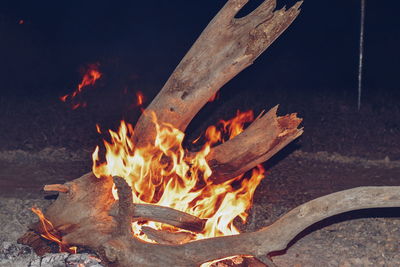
[1,0,399,99]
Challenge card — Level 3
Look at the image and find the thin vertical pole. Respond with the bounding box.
[358,0,366,111]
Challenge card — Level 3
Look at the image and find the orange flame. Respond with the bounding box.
[96,124,102,134]
[208,91,220,102]
[76,64,102,92]
[31,207,77,254]
[136,91,144,106]
[92,109,264,242]
[204,110,253,144]
[60,63,102,108]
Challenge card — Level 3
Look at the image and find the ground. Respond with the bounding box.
[0,90,399,266]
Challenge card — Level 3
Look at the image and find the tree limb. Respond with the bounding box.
[205,105,303,183]
[101,186,400,266]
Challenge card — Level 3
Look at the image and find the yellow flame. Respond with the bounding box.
[92,109,264,241]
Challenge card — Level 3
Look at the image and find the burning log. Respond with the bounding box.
[110,203,206,232]
[22,173,205,247]
[206,106,303,183]
[18,0,400,266]
[94,182,400,266]
[20,174,400,266]
[23,177,400,266]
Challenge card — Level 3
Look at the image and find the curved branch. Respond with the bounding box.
[101,186,400,266]
[251,186,400,257]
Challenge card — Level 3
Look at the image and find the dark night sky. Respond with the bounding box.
[0,0,399,102]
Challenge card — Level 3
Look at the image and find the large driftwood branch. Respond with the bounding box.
[101,179,400,266]
[134,0,303,146]
[20,175,400,266]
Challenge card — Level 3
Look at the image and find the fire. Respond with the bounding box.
[31,207,77,254]
[208,91,220,102]
[60,63,102,108]
[136,91,144,106]
[92,109,264,241]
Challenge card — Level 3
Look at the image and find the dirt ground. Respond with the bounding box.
[0,147,399,266]
[0,88,399,266]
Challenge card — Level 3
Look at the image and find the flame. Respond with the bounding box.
[60,63,102,108]
[96,124,102,134]
[136,91,144,106]
[76,64,102,92]
[31,207,77,254]
[208,91,220,102]
[92,109,264,242]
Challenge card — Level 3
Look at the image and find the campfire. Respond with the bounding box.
[18,0,400,266]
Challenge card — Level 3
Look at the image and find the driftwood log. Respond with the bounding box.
[19,175,400,266]
[18,0,400,266]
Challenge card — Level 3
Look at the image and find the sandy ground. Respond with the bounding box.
[0,148,399,266]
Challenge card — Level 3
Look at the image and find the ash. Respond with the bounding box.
[0,242,104,267]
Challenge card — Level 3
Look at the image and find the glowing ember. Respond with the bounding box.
[31,207,77,254]
[60,63,102,108]
[92,109,265,242]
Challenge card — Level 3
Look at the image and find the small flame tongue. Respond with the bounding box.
[60,63,102,109]
[93,110,265,241]
[31,207,77,254]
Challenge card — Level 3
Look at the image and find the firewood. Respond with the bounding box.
[44,184,70,193]
[99,178,400,266]
[32,172,204,237]
[205,106,303,183]
[20,176,400,266]
[109,202,206,232]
